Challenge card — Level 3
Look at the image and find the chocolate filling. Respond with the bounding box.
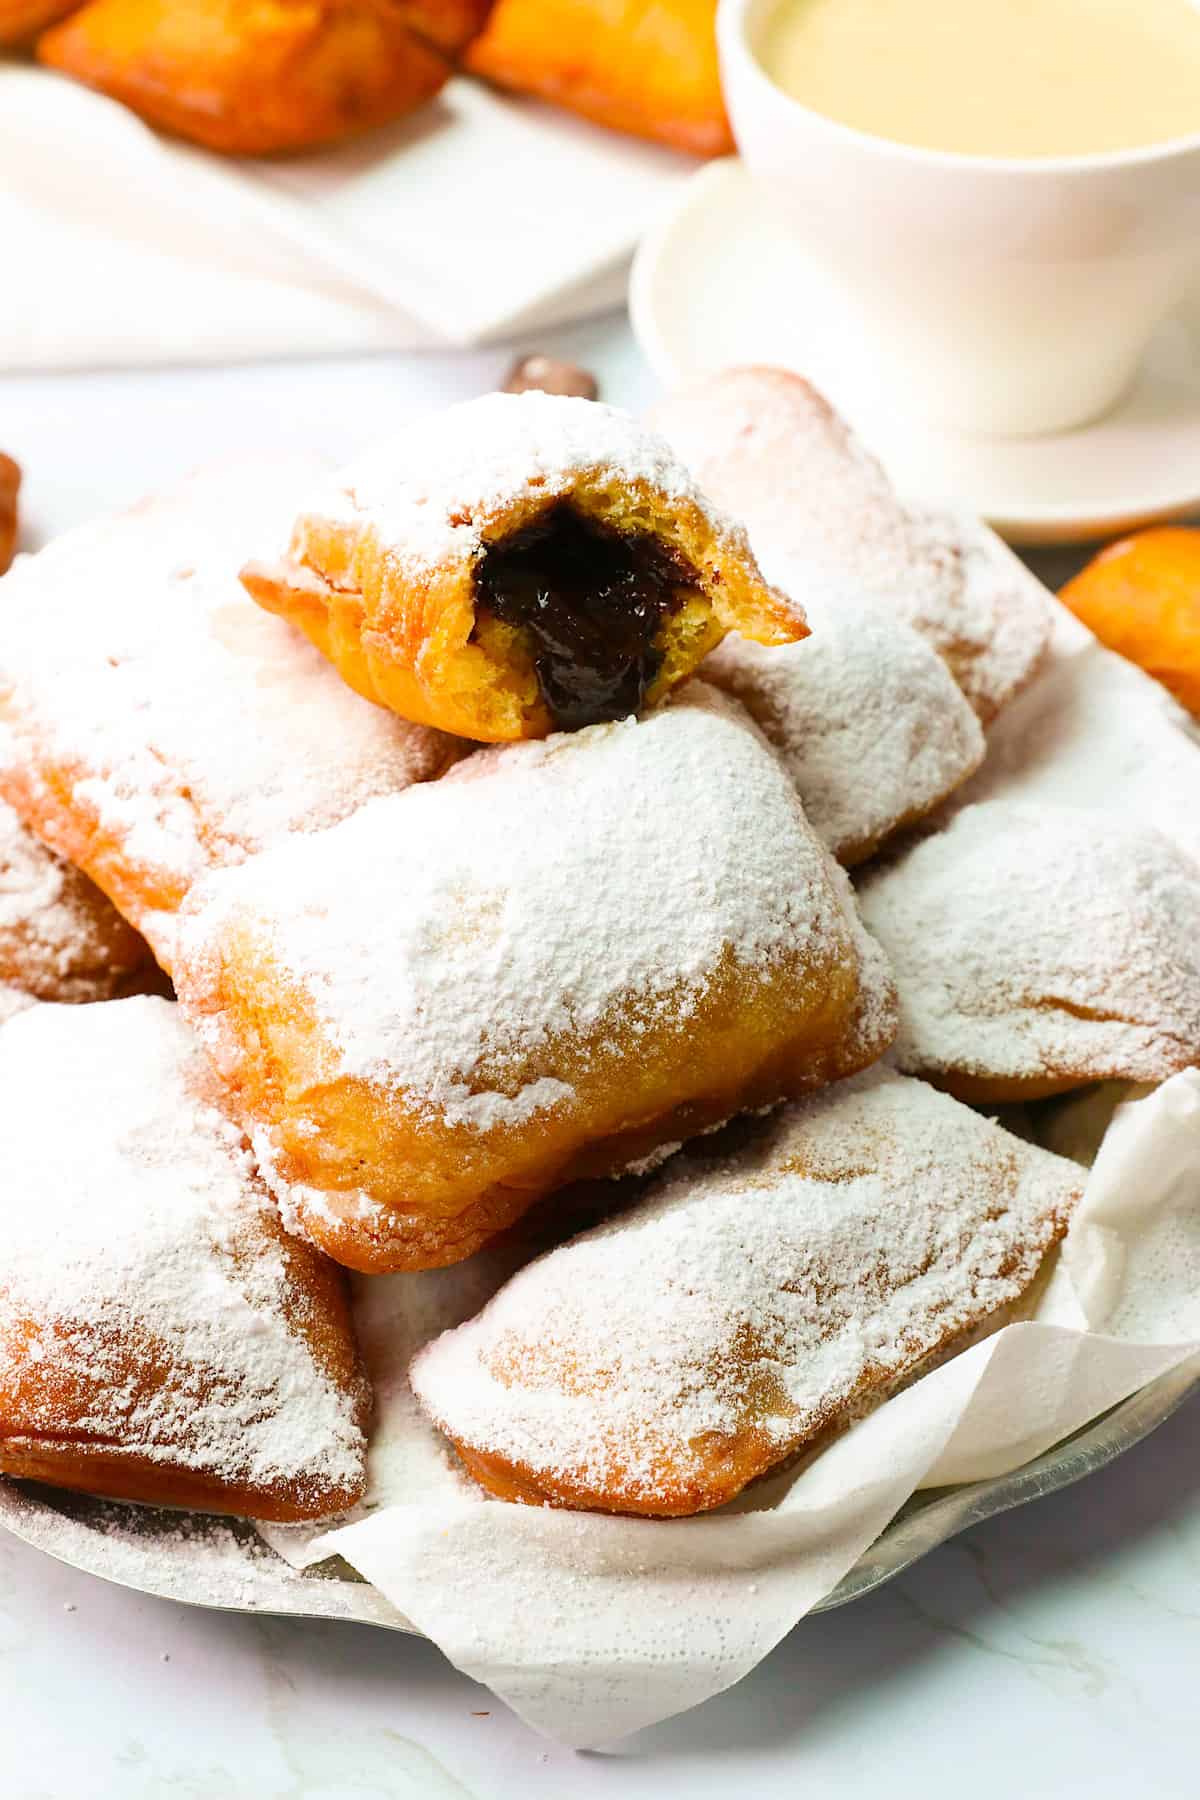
[474,503,692,730]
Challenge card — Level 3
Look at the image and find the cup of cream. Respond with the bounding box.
[718,0,1200,436]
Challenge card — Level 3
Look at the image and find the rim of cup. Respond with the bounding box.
[720,0,1200,176]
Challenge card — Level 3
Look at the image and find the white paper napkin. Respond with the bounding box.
[0,66,692,370]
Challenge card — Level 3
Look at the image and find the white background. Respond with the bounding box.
[0,315,1196,1799]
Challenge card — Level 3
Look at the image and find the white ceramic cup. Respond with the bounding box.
[718,0,1200,437]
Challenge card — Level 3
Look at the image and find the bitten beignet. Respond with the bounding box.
[465,0,732,156]
[38,0,451,156]
[0,998,370,1520]
[649,367,1052,723]
[858,801,1200,1102]
[242,392,804,742]
[175,686,896,1273]
[410,1067,1082,1516]
[703,595,985,865]
[0,798,156,1024]
[0,461,457,966]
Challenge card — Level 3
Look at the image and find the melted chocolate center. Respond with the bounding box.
[474,503,690,731]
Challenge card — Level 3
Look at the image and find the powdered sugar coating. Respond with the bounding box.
[180,685,861,1126]
[0,798,147,1009]
[703,597,984,863]
[0,998,366,1507]
[0,460,455,948]
[648,368,1051,720]
[858,801,1200,1091]
[307,390,731,574]
[411,1067,1080,1510]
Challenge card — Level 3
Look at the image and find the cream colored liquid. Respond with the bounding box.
[762,0,1200,156]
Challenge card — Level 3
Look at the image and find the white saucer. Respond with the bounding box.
[630,158,1200,545]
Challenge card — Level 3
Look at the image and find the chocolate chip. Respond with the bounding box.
[501,355,599,402]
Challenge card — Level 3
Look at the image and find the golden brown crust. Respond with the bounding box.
[0,1,77,46]
[0,453,19,576]
[465,0,732,156]
[245,403,805,743]
[1059,527,1200,720]
[37,0,451,156]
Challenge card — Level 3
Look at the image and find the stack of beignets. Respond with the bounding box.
[3,375,1196,1532]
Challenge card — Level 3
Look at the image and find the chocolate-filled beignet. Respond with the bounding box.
[649,367,1052,724]
[858,801,1200,1102]
[242,392,804,742]
[410,1067,1082,1517]
[175,685,896,1273]
[0,998,370,1520]
[0,798,157,1024]
[0,461,457,966]
[703,594,985,865]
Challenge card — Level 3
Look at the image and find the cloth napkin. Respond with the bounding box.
[0,66,692,370]
[255,614,1200,1746]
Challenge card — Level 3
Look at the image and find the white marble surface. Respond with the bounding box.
[1,318,1197,1798]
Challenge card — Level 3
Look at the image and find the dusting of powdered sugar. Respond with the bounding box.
[648,369,1050,719]
[858,801,1200,1088]
[0,998,365,1503]
[301,390,725,573]
[0,459,454,919]
[703,596,984,863]
[0,798,145,1003]
[178,685,862,1130]
[410,1067,1081,1505]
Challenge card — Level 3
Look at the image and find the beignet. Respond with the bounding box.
[0,798,156,1024]
[703,595,985,865]
[0,451,19,574]
[649,367,1052,723]
[410,1067,1082,1516]
[465,0,731,156]
[1059,527,1200,719]
[175,685,896,1273]
[0,998,370,1520]
[0,461,457,967]
[0,2,77,46]
[37,0,451,156]
[857,801,1200,1102]
[242,392,803,742]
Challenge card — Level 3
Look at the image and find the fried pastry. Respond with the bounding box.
[38,0,451,156]
[465,0,731,156]
[0,997,370,1519]
[0,452,19,574]
[0,2,77,45]
[0,798,156,1024]
[703,594,985,865]
[410,1066,1082,1516]
[649,367,1052,723]
[174,685,897,1274]
[242,392,803,742]
[857,801,1200,1103]
[1059,527,1200,718]
[0,460,457,967]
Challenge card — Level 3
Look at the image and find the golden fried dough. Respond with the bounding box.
[650,367,1053,724]
[858,801,1200,1103]
[38,0,451,155]
[411,1067,1081,1516]
[0,2,77,46]
[175,687,896,1273]
[0,798,157,1022]
[0,998,370,1520]
[1060,527,1200,719]
[466,0,731,156]
[0,452,19,574]
[0,461,457,968]
[243,393,804,742]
